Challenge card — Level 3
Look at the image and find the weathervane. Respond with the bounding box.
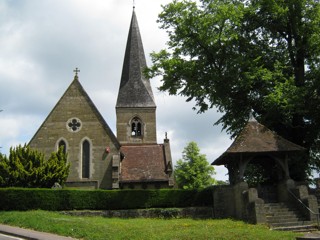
[133,0,135,8]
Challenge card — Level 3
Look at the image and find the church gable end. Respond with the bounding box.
[29,73,120,189]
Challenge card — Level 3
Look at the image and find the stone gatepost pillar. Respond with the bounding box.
[277,179,295,202]
[233,182,249,220]
[243,188,266,224]
[294,185,319,222]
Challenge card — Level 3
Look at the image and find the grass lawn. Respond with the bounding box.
[0,210,301,240]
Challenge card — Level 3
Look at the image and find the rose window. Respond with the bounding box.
[67,118,82,132]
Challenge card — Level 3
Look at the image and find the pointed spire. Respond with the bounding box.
[116,9,156,108]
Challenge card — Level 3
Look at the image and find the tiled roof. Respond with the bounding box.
[212,119,305,165]
[116,9,156,108]
[120,144,169,182]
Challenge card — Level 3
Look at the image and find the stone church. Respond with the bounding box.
[29,9,174,190]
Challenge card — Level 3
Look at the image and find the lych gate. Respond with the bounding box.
[211,118,319,228]
[212,117,305,202]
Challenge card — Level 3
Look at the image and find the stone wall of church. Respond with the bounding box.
[116,107,157,144]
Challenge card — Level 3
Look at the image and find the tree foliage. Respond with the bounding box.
[147,0,320,180]
[0,144,70,188]
[174,141,216,189]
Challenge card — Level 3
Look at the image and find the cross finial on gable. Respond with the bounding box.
[73,68,80,77]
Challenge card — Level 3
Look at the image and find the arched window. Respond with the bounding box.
[58,140,67,155]
[82,140,90,178]
[131,117,143,137]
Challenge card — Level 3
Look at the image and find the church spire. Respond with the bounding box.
[116,9,156,108]
[115,8,157,144]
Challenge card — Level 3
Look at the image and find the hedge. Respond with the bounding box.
[0,188,213,211]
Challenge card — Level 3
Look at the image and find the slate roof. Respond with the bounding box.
[212,118,305,165]
[120,144,169,183]
[116,9,156,108]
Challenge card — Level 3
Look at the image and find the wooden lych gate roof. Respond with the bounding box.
[212,119,305,165]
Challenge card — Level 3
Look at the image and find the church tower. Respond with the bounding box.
[116,8,157,144]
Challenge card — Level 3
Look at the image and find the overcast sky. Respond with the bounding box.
[0,0,232,181]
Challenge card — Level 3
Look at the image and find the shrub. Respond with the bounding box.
[0,188,213,211]
[0,145,70,188]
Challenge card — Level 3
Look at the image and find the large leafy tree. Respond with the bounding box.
[175,141,216,189]
[0,144,70,188]
[148,0,320,180]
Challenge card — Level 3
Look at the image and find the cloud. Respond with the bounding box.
[0,0,232,181]
[0,112,42,152]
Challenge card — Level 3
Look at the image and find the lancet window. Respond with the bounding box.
[58,139,67,155]
[82,139,90,179]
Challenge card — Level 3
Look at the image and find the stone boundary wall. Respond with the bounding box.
[212,185,234,218]
[62,207,214,219]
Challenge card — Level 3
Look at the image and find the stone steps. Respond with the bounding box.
[272,224,318,233]
[267,217,308,225]
[296,232,320,240]
[265,202,317,232]
[270,221,313,228]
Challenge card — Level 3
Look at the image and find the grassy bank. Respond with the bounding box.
[0,210,300,240]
